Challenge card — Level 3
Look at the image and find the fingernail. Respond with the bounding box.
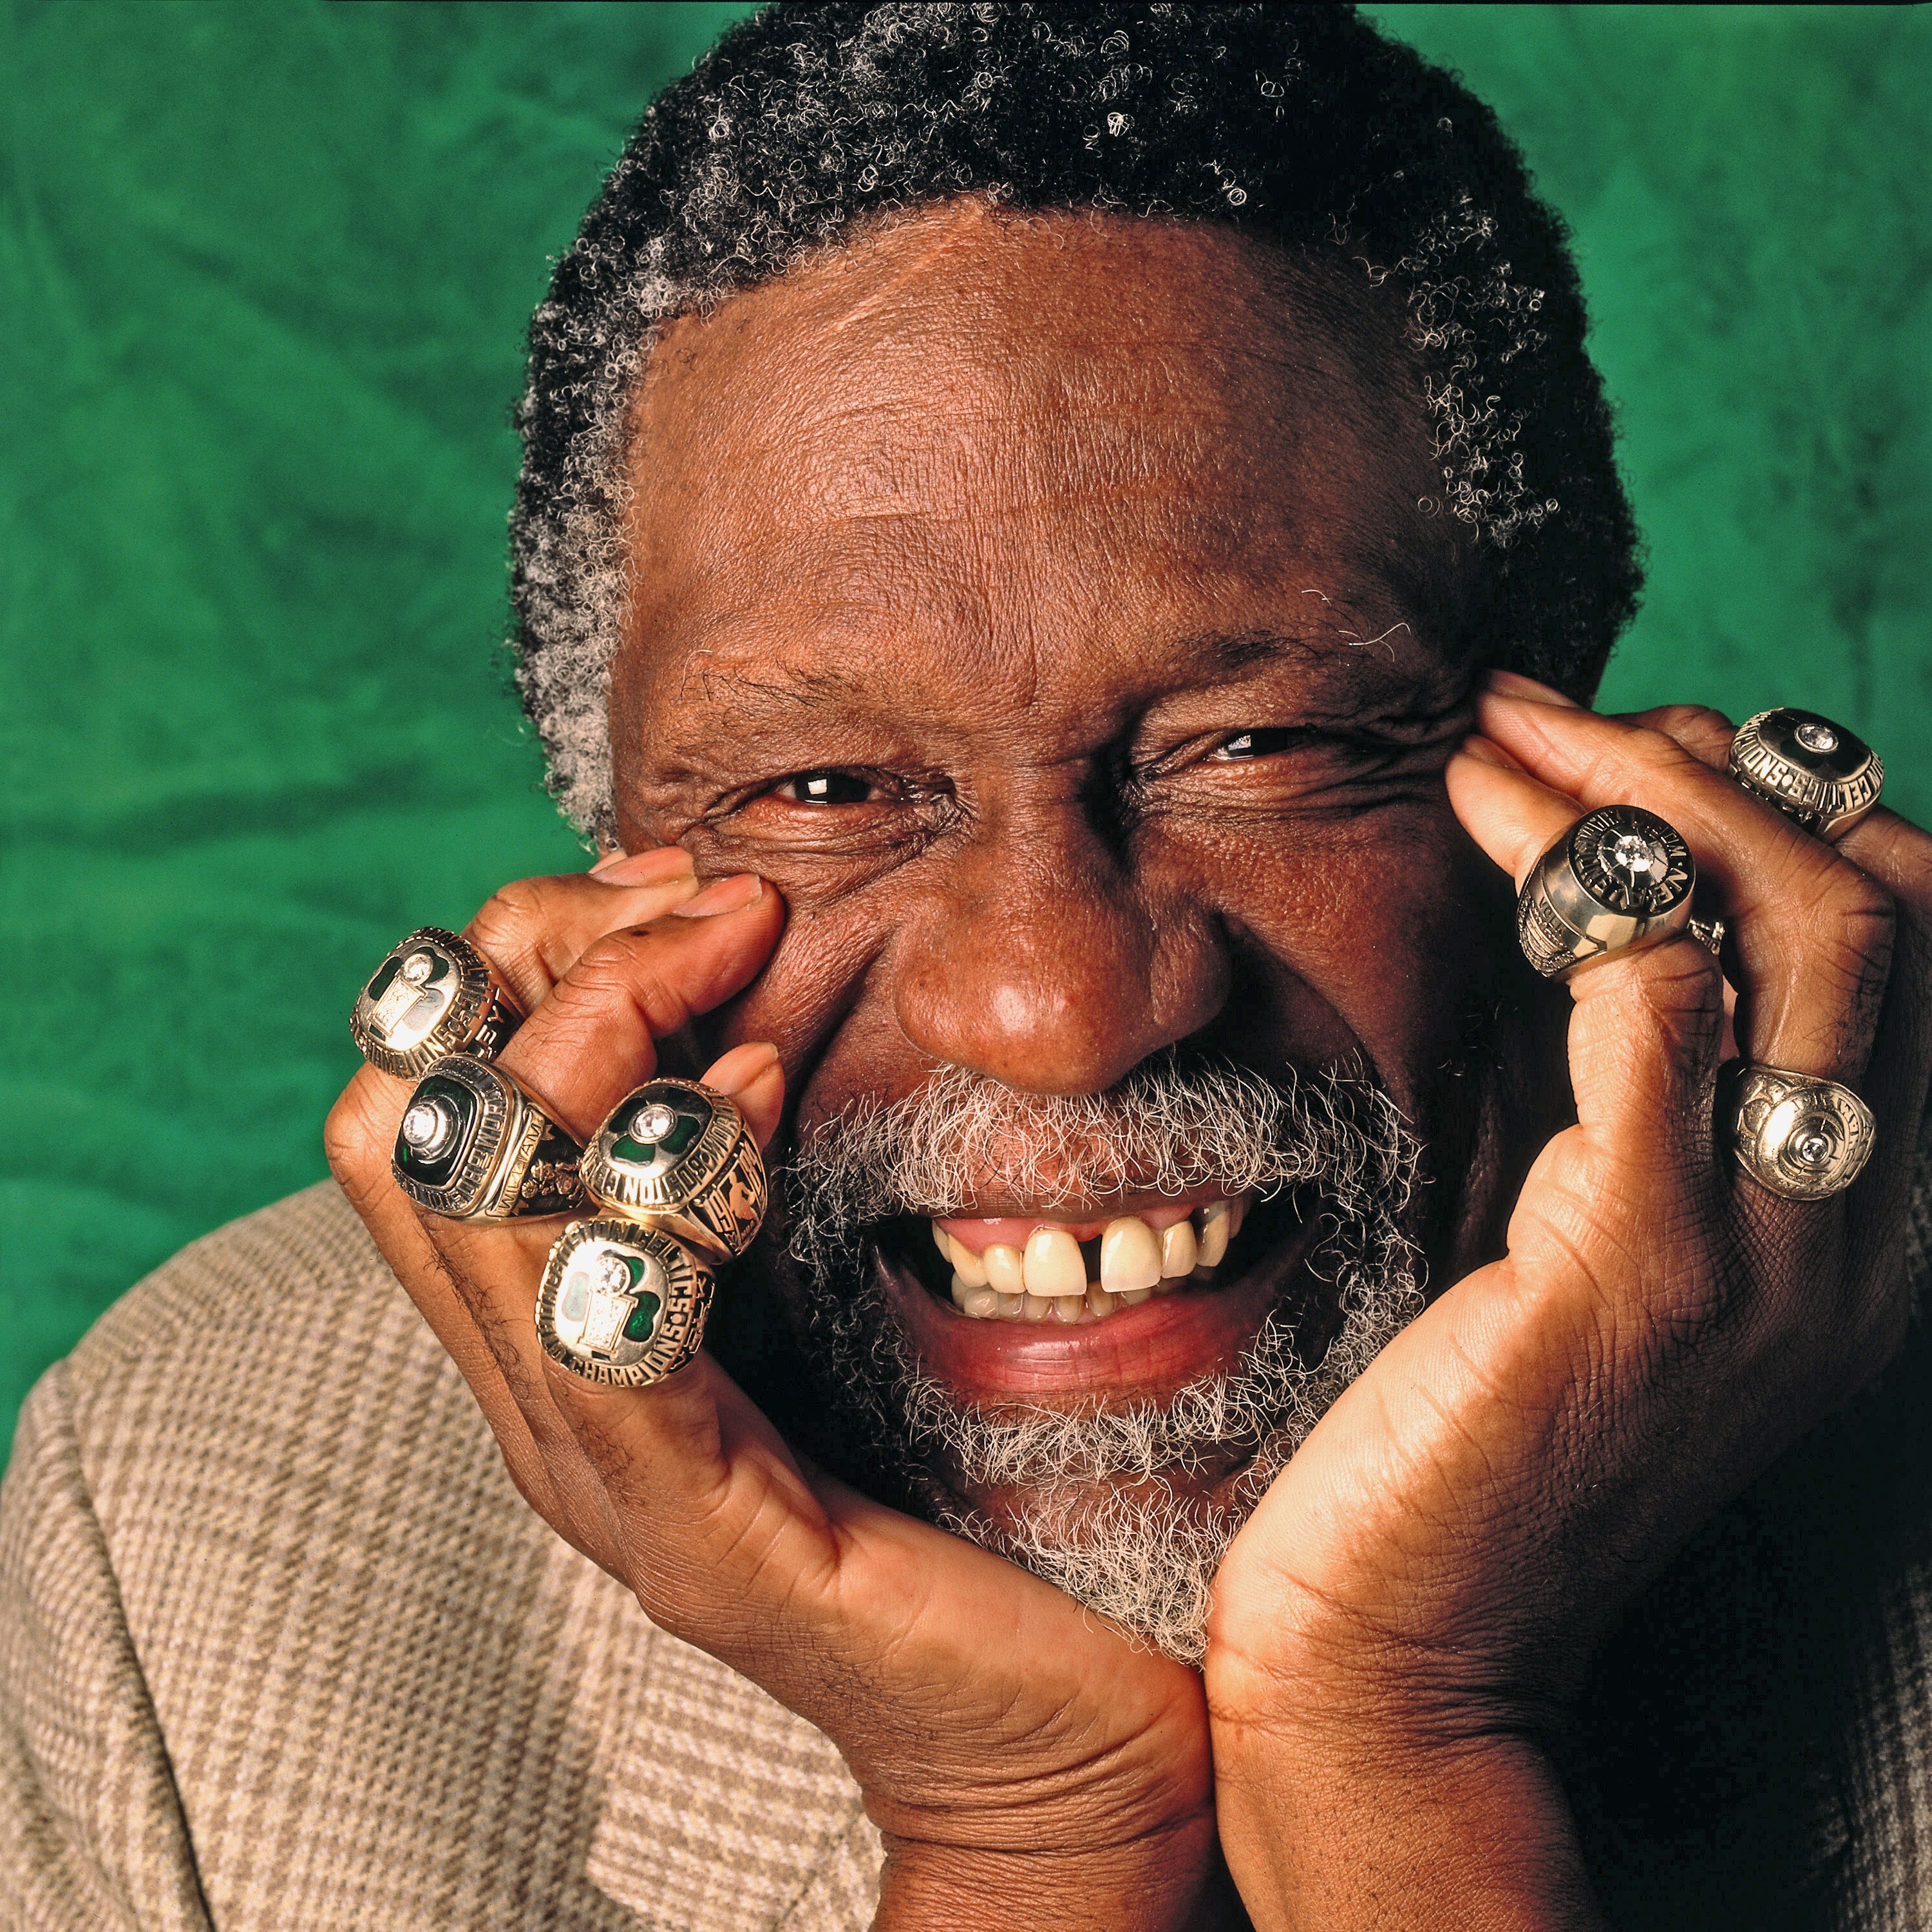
[591,846,696,886]
[672,873,764,918]
[706,1041,781,1095]
[1456,733,1522,770]
[1486,668,1582,707]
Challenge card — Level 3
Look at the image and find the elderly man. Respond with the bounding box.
[5,6,1927,1929]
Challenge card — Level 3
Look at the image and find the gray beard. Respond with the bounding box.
[778,1054,1427,1664]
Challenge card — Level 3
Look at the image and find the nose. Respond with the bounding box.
[893,813,1228,1096]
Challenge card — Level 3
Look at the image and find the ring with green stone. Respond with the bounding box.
[350,927,523,1080]
[536,1217,716,1387]
[391,1053,586,1222]
[578,1077,768,1263]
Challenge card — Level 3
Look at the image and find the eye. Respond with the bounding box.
[774,768,878,806]
[1209,728,1305,761]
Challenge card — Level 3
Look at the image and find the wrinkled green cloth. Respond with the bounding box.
[3,1,1930,1456]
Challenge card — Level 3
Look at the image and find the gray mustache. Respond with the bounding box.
[781,1052,1418,1272]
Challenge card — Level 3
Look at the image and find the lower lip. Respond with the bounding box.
[882,1212,1325,1401]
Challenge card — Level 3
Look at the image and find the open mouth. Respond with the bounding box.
[866,1187,1329,1399]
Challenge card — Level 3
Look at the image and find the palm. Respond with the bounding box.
[667,1368,1215,1850]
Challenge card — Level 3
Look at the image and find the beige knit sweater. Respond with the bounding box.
[3,1167,1929,1930]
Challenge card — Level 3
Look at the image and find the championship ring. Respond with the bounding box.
[350,927,522,1080]
[391,1054,585,1222]
[578,1078,768,1262]
[1727,708,1882,841]
[536,1218,716,1387]
[1724,1062,1877,1203]
[1517,804,1698,981]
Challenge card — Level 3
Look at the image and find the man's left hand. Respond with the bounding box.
[1204,673,1932,1929]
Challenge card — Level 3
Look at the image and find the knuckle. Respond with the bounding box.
[1581,723,1705,797]
[571,929,696,1034]
[1622,943,1724,1043]
[1796,869,1895,987]
[1648,703,1738,759]
[469,876,549,950]
[323,1078,395,1199]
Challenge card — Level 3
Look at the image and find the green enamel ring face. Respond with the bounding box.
[350,926,510,1079]
[536,1218,715,1387]
[388,1052,583,1222]
[578,1079,767,1261]
[393,1072,483,1189]
[607,1082,715,1183]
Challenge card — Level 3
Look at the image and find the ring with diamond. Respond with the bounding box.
[1516,804,1699,981]
[1723,1062,1876,1202]
[536,1217,716,1387]
[391,1053,586,1222]
[1727,708,1883,841]
[578,1077,768,1262]
[350,927,523,1080]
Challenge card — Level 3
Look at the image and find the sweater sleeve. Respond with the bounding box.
[0,1363,213,1932]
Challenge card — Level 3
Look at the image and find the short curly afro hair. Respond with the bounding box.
[512,2,1641,838]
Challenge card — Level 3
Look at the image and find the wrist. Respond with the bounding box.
[1211,1698,1602,1932]
[873,1814,1234,1932]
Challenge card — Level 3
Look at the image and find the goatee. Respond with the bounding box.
[775,1053,1426,1663]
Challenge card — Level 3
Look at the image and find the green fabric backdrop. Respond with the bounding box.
[3,3,1928,1457]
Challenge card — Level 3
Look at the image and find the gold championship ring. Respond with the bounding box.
[578,1079,769,1262]
[1724,1063,1877,1202]
[391,1054,585,1222]
[537,1079,768,1388]
[536,1218,718,1387]
[350,927,522,1080]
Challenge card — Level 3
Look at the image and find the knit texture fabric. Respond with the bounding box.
[2,1148,1929,1929]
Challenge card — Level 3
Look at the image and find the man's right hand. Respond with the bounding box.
[323,850,1226,1932]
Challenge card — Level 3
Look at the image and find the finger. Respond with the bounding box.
[701,1039,786,1148]
[492,873,783,1136]
[1477,687,1895,1086]
[463,848,699,1008]
[1446,738,1594,887]
[398,876,782,1401]
[1448,744,1725,1171]
[1611,702,1736,771]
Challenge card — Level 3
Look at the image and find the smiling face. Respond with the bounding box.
[605,202,1554,1605]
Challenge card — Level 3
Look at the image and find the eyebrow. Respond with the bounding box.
[660,615,1428,741]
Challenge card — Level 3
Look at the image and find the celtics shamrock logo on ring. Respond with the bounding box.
[536,1219,717,1387]
[537,1078,768,1389]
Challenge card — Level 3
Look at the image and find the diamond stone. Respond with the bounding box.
[401,1100,451,1153]
[1794,721,1839,755]
[401,950,435,984]
[1608,832,1662,878]
[595,1252,636,1296]
[633,1101,679,1142]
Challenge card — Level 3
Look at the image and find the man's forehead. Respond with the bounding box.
[620,203,1457,715]
[634,211,1431,518]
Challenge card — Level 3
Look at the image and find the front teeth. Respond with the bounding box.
[1099,1217,1161,1294]
[1021,1227,1086,1298]
[1159,1218,1197,1278]
[942,1199,1249,1321]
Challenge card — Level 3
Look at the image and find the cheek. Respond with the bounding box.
[687,888,913,1115]
[692,800,1515,1132]
[1194,804,1511,1106]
